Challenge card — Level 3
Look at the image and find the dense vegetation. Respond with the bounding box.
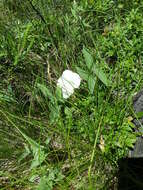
[0,0,143,189]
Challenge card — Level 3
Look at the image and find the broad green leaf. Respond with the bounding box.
[31,150,46,169]
[21,131,43,151]
[76,67,89,81]
[88,75,96,94]
[82,47,93,70]
[55,86,63,102]
[93,64,110,86]
[18,130,46,168]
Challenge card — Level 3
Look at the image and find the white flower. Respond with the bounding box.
[57,70,81,99]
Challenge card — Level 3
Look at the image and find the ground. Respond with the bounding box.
[0,1,143,189]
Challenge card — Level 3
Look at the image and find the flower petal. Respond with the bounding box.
[62,70,81,88]
[57,70,81,99]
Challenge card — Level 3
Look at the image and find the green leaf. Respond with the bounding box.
[18,130,46,169]
[126,135,137,148]
[18,144,30,163]
[88,75,96,94]
[21,23,32,50]
[0,93,16,103]
[55,86,63,102]
[0,52,7,58]
[136,111,143,119]
[45,137,51,145]
[93,64,110,86]
[14,23,32,66]
[37,176,52,190]
[37,83,53,100]
[76,67,89,81]
[49,103,61,124]
[82,47,93,70]
[31,150,46,169]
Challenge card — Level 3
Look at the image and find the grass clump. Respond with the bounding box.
[0,0,143,189]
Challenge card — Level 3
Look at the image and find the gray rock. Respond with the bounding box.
[128,89,143,158]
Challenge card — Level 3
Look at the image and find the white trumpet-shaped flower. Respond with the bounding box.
[57,70,81,99]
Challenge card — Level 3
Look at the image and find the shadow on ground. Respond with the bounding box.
[118,158,143,190]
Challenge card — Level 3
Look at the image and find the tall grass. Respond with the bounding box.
[0,0,143,189]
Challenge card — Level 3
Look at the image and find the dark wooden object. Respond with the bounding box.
[118,158,143,190]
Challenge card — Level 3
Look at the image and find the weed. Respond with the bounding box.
[0,0,143,189]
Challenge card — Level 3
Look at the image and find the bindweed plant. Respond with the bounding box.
[77,47,110,94]
[0,0,143,189]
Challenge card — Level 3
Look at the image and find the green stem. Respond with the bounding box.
[88,116,103,183]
